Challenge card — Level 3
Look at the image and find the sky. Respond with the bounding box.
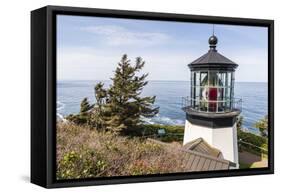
[57,15,268,82]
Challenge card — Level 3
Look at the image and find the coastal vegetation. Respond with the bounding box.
[237,116,268,155]
[57,54,269,178]
[57,115,268,179]
[254,115,268,137]
[56,122,188,180]
[236,115,268,168]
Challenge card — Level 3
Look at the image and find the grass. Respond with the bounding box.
[56,122,190,180]
[239,162,267,169]
[239,163,252,169]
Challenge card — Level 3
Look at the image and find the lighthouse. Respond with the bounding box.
[182,34,242,167]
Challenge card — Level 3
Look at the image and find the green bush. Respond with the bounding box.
[140,124,184,134]
[237,129,268,154]
[138,124,184,142]
[56,149,107,180]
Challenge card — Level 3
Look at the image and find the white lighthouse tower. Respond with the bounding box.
[182,34,242,167]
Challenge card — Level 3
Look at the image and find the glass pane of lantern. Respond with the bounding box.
[218,72,226,112]
[217,72,220,86]
[208,71,216,86]
[200,72,208,86]
[190,86,194,106]
[221,72,226,87]
[195,72,200,86]
[217,87,224,112]
[217,72,224,87]
[225,72,228,87]
[230,86,234,110]
[194,95,199,110]
[224,85,230,111]
[231,90,234,109]
[227,72,232,87]
[198,72,208,111]
[199,93,208,111]
[195,85,200,99]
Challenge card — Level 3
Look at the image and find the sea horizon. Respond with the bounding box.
[57,80,268,135]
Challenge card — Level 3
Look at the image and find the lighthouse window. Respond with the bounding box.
[200,72,208,86]
[195,72,201,86]
[189,70,236,113]
[227,72,232,88]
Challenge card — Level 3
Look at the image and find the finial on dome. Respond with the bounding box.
[209,25,218,50]
[209,35,218,46]
[209,25,218,51]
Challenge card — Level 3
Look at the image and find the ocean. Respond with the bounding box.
[57,80,268,134]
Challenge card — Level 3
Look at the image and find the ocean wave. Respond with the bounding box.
[141,115,184,126]
[57,101,65,111]
[57,101,67,123]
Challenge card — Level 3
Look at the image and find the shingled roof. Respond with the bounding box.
[183,137,223,159]
[147,138,235,171]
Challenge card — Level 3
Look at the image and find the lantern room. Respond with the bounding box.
[190,69,234,113]
[187,35,240,114]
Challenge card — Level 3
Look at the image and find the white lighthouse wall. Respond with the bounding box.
[183,120,213,145]
[212,124,239,166]
[183,120,239,166]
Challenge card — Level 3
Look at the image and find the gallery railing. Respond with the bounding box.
[182,96,242,113]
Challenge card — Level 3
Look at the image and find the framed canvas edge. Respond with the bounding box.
[31,5,274,188]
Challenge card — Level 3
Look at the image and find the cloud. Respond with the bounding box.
[81,25,171,46]
[57,46,197,81]
[57,45,267,82]
[57,47,120,80]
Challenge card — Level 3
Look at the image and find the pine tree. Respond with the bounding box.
[80,98,93,115]
[66,98,93,125]
[104,54,159,133]
[90,82,108,130]
[66,54,159,133]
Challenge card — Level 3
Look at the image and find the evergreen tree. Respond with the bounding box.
[102,54,159,133]
[66,98,93,125]
[66,54,159,133]
[254,115,268,137]
[90,82,108,130]
[80,98,93,115]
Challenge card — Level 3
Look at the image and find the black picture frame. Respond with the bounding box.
[31,5,274,188]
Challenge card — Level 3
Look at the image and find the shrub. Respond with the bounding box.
[56,122,190,179]
[237,129,268,154]
[139,124,184,142]
[56,149,108,179]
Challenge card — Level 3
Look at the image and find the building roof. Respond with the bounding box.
[189,50,237,66]
[182,137,223,158]
[188,35,238,71]
[147,138,236,172]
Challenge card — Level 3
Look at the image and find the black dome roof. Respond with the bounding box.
[188,35,238,71]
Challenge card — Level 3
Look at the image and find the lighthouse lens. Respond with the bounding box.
[190,70,234,113]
